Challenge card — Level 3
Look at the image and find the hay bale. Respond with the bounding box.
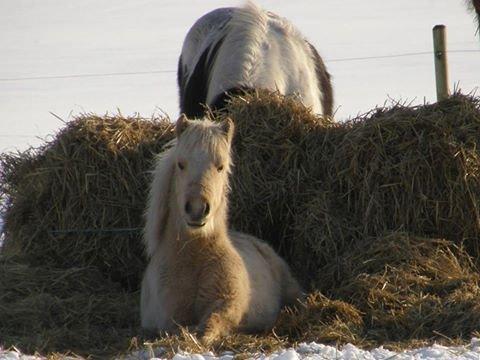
[0,255,138,355]
[289,94,480,286]
[274,291,364,345]
[326,233,480,343]
[275,233,480,348]
[0,115,174,289]
[0,114,173,355]
[226,91,332,256]
[223,92,480,284]
[2,91,480,355]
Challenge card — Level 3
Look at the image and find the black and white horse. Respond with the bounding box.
[177,3,333,118]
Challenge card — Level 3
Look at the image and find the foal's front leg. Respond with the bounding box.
[196,298,244,346]
[195,270,248,345]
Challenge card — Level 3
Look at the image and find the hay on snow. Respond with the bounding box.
[1,90,480,356]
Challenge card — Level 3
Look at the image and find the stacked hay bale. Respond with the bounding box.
[226,93,480,273]
[1,115,174,287]
[0,115,174,355]
[226,93,331,254]
[289,95,480,288]
[226,92,480,349]
[0,256,138,354]
[1,91,480,356]
[311,233,480,344]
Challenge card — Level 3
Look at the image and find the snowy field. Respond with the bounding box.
[2,340,480,360]
[0,0,479,154]
[1,0,479,359]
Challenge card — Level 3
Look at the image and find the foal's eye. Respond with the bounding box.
[217,164,224,172]
[177,162,185,170]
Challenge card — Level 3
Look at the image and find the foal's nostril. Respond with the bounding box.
[185,201,192,215]
[204,202,210,216]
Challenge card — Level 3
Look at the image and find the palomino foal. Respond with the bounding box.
[141,116,302,344]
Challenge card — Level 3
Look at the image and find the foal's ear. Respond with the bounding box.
[175,114,190,137]
[220,117,235,143]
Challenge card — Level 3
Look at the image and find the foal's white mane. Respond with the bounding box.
[144,143,175,257]
[143,119,232,257]
[181,1,324,113]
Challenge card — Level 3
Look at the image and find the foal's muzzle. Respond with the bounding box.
[184,197,210,228]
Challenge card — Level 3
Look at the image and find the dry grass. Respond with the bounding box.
[0,255,139,356]
[1,91,480,356]
[1,114,174,289]
[226,91,332,254]
[144,291,362,358]
[0,115,174,356]
[225,92,480,271]
[325,233,480,343]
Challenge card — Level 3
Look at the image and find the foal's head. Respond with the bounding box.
[173,115,234,234]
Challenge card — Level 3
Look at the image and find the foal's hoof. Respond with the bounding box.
[197,312,231,347]
[200,332,221,347]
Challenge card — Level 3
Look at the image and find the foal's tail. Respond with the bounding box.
[279,261,305,307]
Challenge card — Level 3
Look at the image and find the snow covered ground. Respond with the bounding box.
[0,0,479,154]
[1,1,479,359]
[2,340,480,360]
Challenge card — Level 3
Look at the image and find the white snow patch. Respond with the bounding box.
[6,340,477,360]
[123,339,480,359]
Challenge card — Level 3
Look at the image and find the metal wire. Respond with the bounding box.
[0,49,478,82]
[49,227,142,236]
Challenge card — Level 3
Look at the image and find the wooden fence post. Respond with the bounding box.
[432,25,450,101]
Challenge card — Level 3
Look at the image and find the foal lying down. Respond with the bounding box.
[141,115,302,344]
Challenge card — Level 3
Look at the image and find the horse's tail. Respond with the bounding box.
[474,0,480,36]
[466,0,480,36]
[143,141,176,257]
[306,41,334,117]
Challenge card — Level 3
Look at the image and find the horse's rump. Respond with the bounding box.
[178,3,333,118]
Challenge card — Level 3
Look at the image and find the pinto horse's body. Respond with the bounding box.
[141,116,302,344]
[177,3,333,118]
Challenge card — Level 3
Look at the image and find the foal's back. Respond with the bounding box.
[229,231,303,331]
